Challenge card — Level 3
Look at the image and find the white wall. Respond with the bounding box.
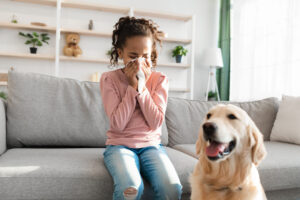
[0,0,220,100]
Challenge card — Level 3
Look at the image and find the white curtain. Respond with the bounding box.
[230,0,300,101]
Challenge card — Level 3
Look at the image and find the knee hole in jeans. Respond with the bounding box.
[123,186,138,200]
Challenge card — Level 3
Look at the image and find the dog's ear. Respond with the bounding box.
[248,120,267,166]
[195,126,204,158]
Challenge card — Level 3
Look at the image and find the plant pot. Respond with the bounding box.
[208,97,217,101]
[30,47,37,54]
[175,55,182,63]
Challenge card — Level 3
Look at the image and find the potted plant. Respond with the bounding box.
[11,14,18,24]
[208,90,218,101]
[19,31,50,54]
[106,49,113,58]
[172,45,188,63]
[0,92,7,100]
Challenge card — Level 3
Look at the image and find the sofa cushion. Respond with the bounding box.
[0,147,196,200]
[165,97,279,146]
[6,71,168,148]
[258,141,300,191]
[164,147,198,194]
[0,148,111,200]
[172,144,197,159]
[172,141,300,191]
[0,99,6,155]
[270,95,300,145]
[266,188,300,200]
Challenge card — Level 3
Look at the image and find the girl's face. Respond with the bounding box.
[117,36,152,68]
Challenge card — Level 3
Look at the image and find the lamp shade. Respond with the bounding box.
[203,47,224,68]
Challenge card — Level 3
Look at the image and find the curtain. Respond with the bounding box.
[216,0,232,101]
[230,0,300,101]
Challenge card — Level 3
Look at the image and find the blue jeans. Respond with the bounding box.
[103,144,183,200]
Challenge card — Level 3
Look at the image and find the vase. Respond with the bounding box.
[175,55,182,63]
[208,97,217,101]
[30,47,37,54]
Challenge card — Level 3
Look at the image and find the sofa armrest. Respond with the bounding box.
[0,98,6,155]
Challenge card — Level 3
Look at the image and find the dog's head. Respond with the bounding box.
[195,104,266,166]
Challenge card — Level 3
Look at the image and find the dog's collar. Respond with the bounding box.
[206,184,243,192]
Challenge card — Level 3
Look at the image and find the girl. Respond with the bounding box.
[99,16,183,200]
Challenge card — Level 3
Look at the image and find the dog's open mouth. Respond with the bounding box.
[206,139,236,161]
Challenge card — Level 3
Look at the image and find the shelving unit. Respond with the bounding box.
[0,82,8,86]
[11,0,192,21]
[0,52,55,60]
[0,22,56,32]
[3,0,196,98]
[11,0,57,7]
[0,22,191,44]
[0,52,190,69]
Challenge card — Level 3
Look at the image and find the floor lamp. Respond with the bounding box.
[203,48,224,101]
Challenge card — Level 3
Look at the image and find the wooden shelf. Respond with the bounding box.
[0,52,55,60]
[60,56,109,64]
[60,28,111,37]
[158,62,190,69]
[11,0,192,21]
[11,0,130,14]
[0,52,189,69]
[11,0,56,7]
[162,37,191,44]
[61,1,129,14]
[0,22,191,43]
[60,29,190,44]
[169,88,190,93]
[134,9,192,21]
[59,56,189,69]
[0,22,56,32]
[0,82,8,86]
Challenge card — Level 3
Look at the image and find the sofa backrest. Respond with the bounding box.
[165,97,279,146]
[6,71,168,148]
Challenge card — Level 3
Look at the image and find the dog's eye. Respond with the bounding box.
[228,114,237,120]
[207,113,211,119]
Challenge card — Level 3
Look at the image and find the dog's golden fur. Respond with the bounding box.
[189,104,267,200]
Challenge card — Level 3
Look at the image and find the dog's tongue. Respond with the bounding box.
[206,142,227,157]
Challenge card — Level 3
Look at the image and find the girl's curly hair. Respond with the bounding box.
[109,16,162,68]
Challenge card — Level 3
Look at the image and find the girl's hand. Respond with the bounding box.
[137,58,152,93]
[142,58,152,83]
[123,61,138,90]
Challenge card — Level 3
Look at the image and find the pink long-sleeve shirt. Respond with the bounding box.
[99,68,169,148]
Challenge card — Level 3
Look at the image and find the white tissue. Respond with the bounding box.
[136,59,146,93]
[125,57,149,92]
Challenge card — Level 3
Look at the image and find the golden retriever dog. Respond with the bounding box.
[189,104,267,200]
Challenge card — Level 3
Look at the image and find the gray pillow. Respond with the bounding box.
[165,97,279,146]
[6,71,168,148]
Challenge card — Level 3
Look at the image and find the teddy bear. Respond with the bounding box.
[63,33,82,57]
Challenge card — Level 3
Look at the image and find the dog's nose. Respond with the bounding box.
[203,122,217,139]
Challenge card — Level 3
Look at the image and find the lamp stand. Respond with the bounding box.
[206,67,220,101]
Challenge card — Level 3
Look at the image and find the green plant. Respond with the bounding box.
[172,45,188,57]
[208,91,217,98]
[19,31,50,48]
[106,49,112,57]
[0,92,7,100]
[11,14,18,23]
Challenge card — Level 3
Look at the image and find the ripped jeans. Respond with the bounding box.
[103,144,183,200]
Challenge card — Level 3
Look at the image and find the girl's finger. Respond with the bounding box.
[145,58,151,68]
[128,65,138,77]
[125,61,137,73]
[142,65,151,80]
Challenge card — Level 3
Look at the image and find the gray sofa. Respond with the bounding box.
[0,70,299,200]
